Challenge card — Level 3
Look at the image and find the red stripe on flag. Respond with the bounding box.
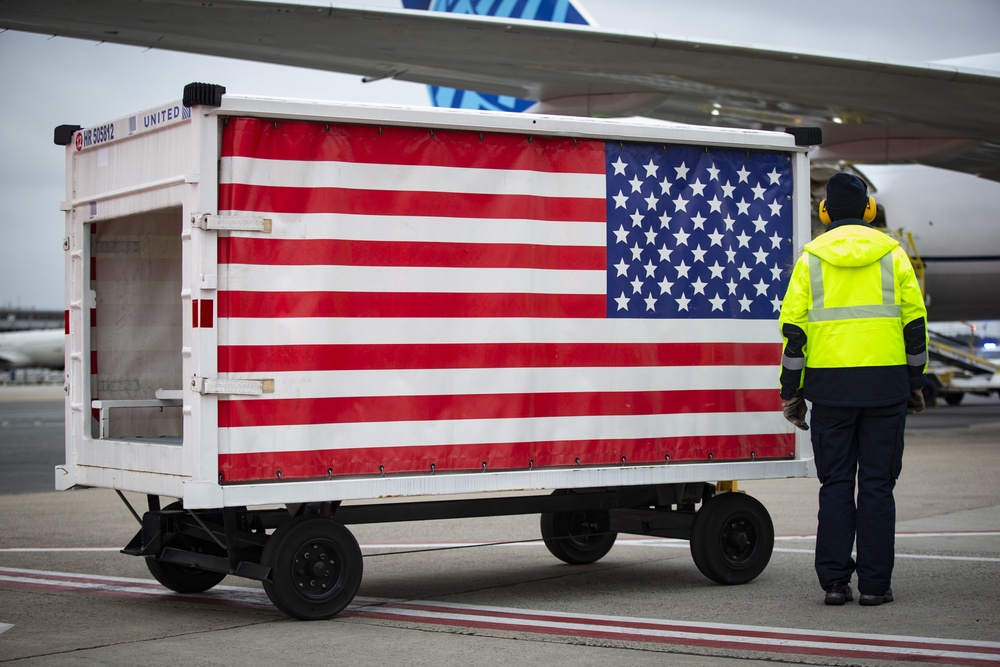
[219,183,605,221]
[218,342,780,373]
[218,389,781,428]
[216,291,606,320]
[220,117,606,173]
[217,434,795,482]
[218,237,605,270]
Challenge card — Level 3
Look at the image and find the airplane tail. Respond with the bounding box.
[402,0,595,112]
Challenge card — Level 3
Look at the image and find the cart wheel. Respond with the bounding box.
[262,516,362,620]
[944,392,964,405]
[690,492,773,585]
[540,490,617,565]
[145,502,227,594]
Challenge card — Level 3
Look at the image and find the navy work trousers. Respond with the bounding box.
[809,401,907,596]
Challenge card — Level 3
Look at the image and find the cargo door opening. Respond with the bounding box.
[90,207,184,441]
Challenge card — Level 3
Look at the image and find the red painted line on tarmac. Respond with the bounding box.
[1,566,998,665]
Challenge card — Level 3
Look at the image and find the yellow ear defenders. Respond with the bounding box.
[819,195,877,225]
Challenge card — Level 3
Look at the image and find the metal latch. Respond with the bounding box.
[193,214,272,233]
[192,377,275,396]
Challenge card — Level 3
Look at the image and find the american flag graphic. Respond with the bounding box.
[215,117,795,483]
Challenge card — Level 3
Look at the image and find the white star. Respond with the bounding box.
[659,177,673,195]
[754,278,770,296]
[708,196,723,213]
[658,276,675,295]
[770,232,783,249]
[674,162,690,180]
[630,276,645,294]
[725,247,737,263]
[691,276,708,295]
[658,244,673,262]
[643,259,658,278]
[630,209,644,227]
[770,263,783,281]
[737,165,751,183]
[707,164,721,181]
[708,261,725,279]
[615,258,630,277]
[673,228,691,246]
[613,190,629,209]
[691,244,708,263]
[736,198,751,216]
[630,242,643,261]
[771,295,784,312]
[628,175,644,193]
[676,293,691,311]
[658,211,672,228]
[767,167,781,185]
[753,247,770,264]
[751,182,767,200]
[613,225,629,244]
[611,157,627,175]
[737,262,752,280]
[675,260,691,278]
[644,293,658,311]
[721,180,736,198]
[689,179,707,197]
[644,228,658,245]
[768,199,783,217]
[738,294,754,312]
[722,214,736,231]
[709,293,727,311]
[726,278,739,295]
[752,215,768,233]
[673,194,689,212]
[644,192,660,211]
[691,212,707,229]
[736,230,751,248]
[707,229,725,246]
[615,292,630,310]
[643,159,659,178]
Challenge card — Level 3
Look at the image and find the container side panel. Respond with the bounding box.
[215,117,796,483]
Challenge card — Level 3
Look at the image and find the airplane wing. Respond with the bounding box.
[3,0,1000,179]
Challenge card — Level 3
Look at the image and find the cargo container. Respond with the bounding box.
[56,84,816,619]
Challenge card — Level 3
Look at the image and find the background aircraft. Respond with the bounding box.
[1,0,998,325]
[0,329,64,370]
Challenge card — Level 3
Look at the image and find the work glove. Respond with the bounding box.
[782,396,809,430]
[907,388,926,414]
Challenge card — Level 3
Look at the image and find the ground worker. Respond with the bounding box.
[778,172,928,606]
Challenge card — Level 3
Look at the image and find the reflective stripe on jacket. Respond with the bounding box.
[778,220,928,407]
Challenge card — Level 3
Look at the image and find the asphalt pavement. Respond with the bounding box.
[1,384,998,666]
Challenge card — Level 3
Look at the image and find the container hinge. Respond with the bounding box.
[193,377,274,396]
[194,214,272,233]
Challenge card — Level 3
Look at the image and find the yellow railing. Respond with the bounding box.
[883,228,926,296]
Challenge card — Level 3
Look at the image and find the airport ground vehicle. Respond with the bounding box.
[55,84,814,620]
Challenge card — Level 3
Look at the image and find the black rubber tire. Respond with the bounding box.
[944,392,964,405]
[540,490,617,565]
[262,517,362,620]
[144,502,227,594]
[690,492,774,585]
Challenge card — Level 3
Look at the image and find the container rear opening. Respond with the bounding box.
[90,207,183,441]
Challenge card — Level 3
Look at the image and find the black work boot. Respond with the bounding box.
[859,588,894,606]
[824,582,854,605]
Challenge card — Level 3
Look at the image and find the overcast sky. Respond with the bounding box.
[1,0,998,311]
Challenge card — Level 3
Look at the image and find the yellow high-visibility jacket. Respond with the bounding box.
[778,220,928,406]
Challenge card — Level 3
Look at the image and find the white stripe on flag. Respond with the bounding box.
[220,412,790,454]
[217,317,782,346]
[218,365,780,400]
[219,264,605,294]
[220,156,606,198]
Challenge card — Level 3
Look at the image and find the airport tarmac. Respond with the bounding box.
[1,385,998,666]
